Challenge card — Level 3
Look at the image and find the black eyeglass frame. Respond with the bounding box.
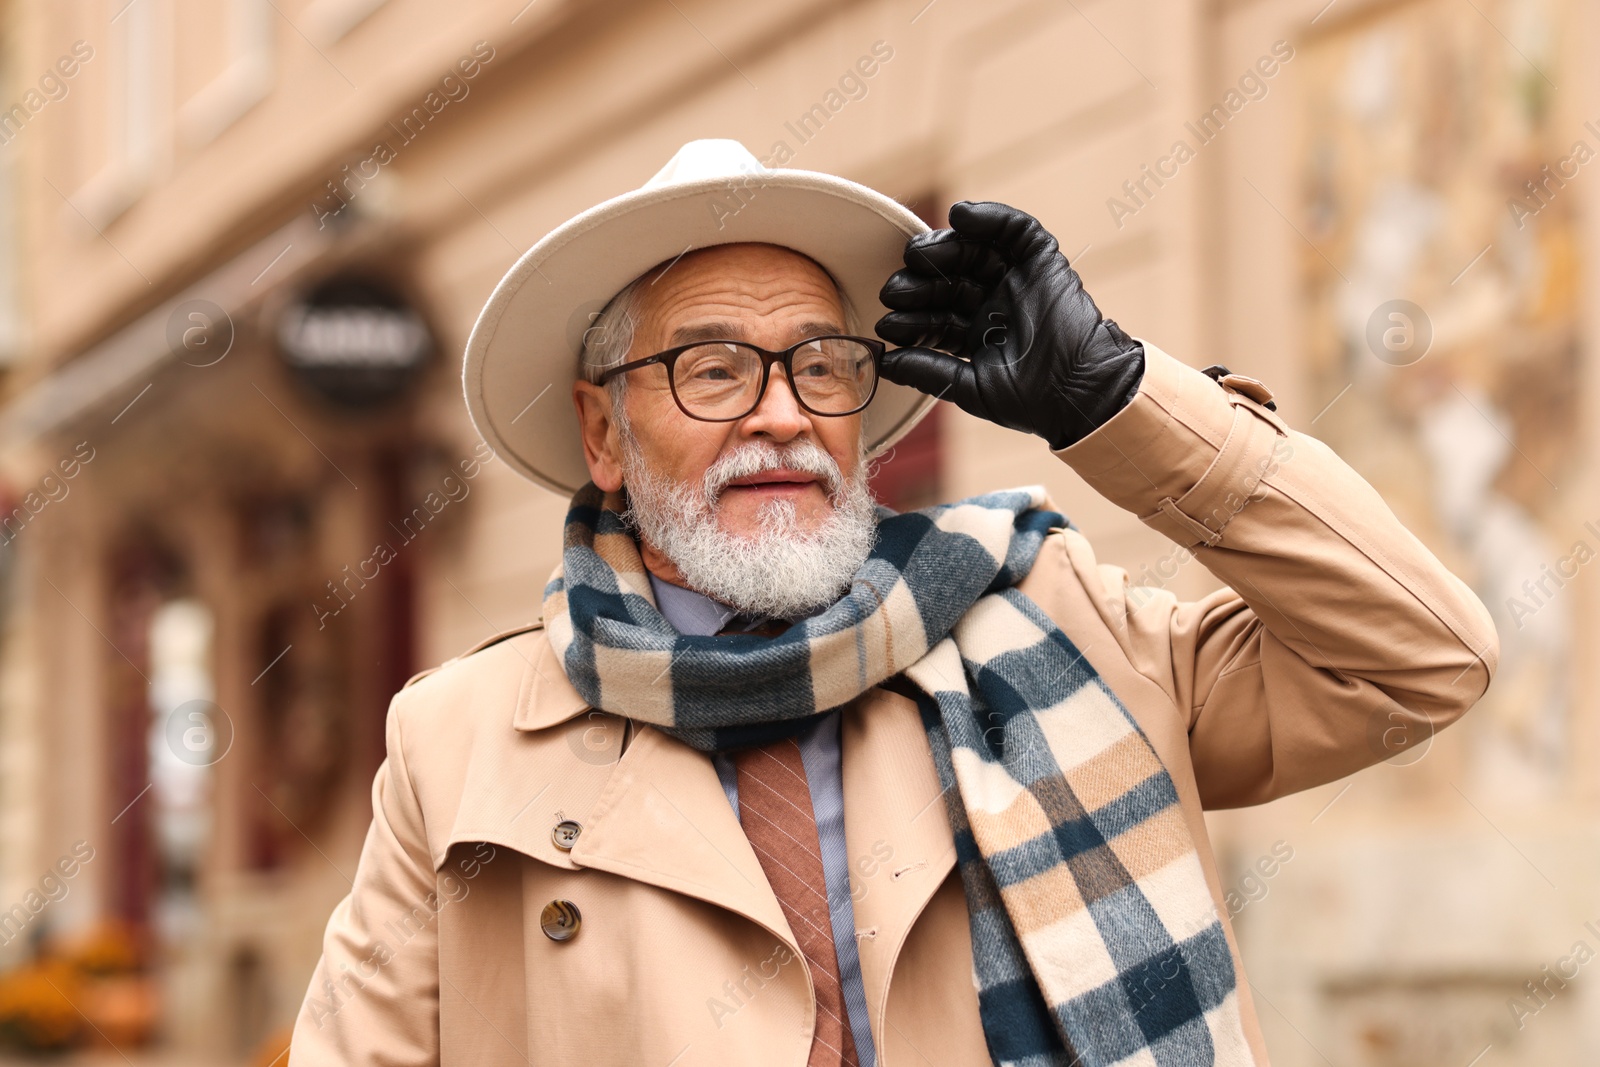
[594,334,886,422]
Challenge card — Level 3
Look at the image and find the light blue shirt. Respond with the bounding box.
[648,573,877,1066]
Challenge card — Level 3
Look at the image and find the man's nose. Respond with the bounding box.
[739,369,813,442]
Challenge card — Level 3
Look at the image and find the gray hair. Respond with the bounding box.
[579,275,647,390]
[578,258,864,404]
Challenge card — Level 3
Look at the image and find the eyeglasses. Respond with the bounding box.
[595,335,884,422]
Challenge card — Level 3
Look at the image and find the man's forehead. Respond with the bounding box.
[634,242,849,343]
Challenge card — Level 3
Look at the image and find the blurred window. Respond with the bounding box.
[177,0,274,149]
[145,598,217,944]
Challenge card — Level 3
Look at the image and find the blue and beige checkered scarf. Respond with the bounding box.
[544,483,1251,1067]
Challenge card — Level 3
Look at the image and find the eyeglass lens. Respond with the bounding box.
[671,339,876,419]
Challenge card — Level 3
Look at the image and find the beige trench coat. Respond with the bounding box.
[289,341,1497,1066]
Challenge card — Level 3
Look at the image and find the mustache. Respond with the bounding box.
[703,440,845,502]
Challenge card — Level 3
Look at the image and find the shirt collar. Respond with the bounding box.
[648,572,741,636]
[646,572,825,636]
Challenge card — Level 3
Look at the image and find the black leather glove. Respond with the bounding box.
[875,200,1146,450]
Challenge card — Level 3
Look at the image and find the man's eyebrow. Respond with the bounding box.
[794,319,847,338]
[666,319,849,346]
[668,321,744,345]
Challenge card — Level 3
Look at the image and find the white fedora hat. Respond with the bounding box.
[462,138,937,496]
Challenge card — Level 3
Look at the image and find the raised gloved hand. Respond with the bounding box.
[875,200,1146,450]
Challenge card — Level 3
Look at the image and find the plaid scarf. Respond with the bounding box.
[543,483,1252,1067]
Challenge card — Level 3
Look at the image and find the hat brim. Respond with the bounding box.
[462,168,936,497]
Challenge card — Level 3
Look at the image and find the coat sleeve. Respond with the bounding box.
[1052,339,1500,808]
[289,695,441,1065]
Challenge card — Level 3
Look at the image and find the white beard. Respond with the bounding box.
[617,426,877,620]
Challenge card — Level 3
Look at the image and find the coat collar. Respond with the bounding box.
[509,623,590,731]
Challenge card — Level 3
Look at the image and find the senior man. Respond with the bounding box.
[290,140,1497,1067]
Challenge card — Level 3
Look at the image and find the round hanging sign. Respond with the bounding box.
[276,277,433,409]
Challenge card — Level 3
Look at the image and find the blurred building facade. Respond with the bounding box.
[0,0,1591,1063]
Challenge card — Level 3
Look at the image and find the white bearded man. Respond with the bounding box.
[290,140,1498,1067]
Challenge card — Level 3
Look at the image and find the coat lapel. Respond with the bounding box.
[568,724,797,946]
[840,687,958,1021]
[434,630,795,949]
[436,626,954,994]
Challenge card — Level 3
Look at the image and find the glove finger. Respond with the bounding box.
[877,346,982,412]
[878,268,990,315]
[874,310,972,354]
[947,200,1060,264]
[900,230,1009,285]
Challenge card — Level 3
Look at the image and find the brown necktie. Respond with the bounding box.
[734,738,860,1067]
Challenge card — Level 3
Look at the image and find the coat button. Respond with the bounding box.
[551,819,582,851]
[540,899,581,942]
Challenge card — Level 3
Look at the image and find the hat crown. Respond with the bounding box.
[644,138,766,189]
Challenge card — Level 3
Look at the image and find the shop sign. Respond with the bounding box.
[276,278,432,408]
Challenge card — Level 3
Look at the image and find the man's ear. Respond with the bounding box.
[573,381,624,491]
